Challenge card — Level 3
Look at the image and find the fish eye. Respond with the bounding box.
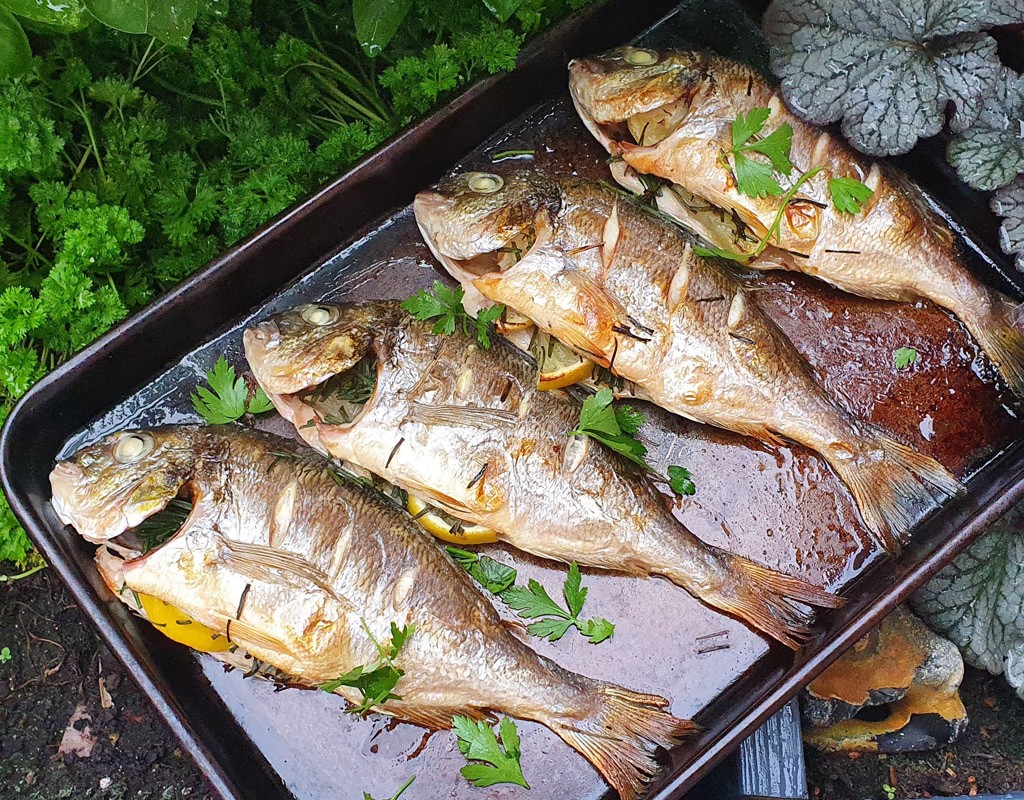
[114,433,153,463]
[467,173,504,194]
[300,304,340,326]
[624,48,659,66]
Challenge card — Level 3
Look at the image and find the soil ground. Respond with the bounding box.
[2,566,1022,800]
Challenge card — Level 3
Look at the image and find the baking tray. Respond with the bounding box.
[4,2,1024,799]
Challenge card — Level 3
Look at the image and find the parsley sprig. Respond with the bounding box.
[453,716,529,789]
[448,549,615,645]
[191,356,275,424]
[446,547,517,595]
[502,563,615,644]
[569,388,696,498]
[725,107,794,199]
[699,107,874,262]
[321,621,414,716]
[401,281,504,348]
[894,346,918,369]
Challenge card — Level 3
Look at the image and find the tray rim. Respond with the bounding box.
[4,1,1024,797]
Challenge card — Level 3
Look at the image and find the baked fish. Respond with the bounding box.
[413,171,963,551]
[49,424,692,800]
[568,46,1024,398]
[244,300,841,648]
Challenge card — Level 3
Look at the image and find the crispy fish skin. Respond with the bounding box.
[413,172,963,552]
[245,300,842,648]
[567,46,1024,398]
[49,425,692,800]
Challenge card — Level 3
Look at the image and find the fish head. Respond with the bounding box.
[568,47,706,151]
[244,301,398,448]
[414,170,562,296]
[50,427,194,543]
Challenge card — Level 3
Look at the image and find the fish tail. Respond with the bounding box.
[668,543,843,650]
[961,296,1024,398]
[546,681,696,800]
[829,428,964,553]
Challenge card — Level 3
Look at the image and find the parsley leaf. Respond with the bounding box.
[569,388,650,469]
[667,465,696,497]
[446,547,518,594]
[321,622,414,716]
[363,775,415,800]
[453,716,529,789]
[828,177,874,214]
[191,356,274,424]
[726,107,794,198]
[501,563,615,644]
[893,347,918,370]
[401,281,504,348]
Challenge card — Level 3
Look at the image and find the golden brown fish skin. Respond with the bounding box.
[246,300,843,648]
[413,172,963,551]
[49,424,692,800]
[568,47,1024,398]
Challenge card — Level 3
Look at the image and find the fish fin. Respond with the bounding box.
[829,430,964,553]
[409,401,518,429]
[675,547,844,650]
[559,266,628,321]
[388,702,489,730]
[546,682,696,800]
[731,422,786,448]
[962,298,1024,398]
[223,617,290,656]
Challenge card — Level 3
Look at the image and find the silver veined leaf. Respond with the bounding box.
[85,0,147,33]
[1,0,89,28]
[992,176,1024,273]
[981,0,1024,26]
[947,69,1024,191]
[911,507,1024,701]
[763,0,1003,156]
[147,0,197,48]
[352,0,413,58]
[0,8,31,79]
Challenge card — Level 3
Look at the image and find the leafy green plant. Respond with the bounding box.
[321,621,414,716]
[993,177,1024,271]
[893,347,918,370]
[362,776,415,800]
[0,645,11,663]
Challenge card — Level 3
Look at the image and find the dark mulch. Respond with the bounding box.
[0,567,212,800]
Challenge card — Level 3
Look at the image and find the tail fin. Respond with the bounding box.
[691,551,846,650]
[829,429,963,553]
[547,683,695,800]
[962,297,1024,398]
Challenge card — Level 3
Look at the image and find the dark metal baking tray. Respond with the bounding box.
[4,2,1024,799]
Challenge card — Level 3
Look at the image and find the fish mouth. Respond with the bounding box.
[414,191,550,307]
[50,460,181,544]
[568,58,687,154]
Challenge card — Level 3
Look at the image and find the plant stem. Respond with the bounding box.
[0,562,47,583]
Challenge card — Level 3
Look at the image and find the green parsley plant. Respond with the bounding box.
[893,346,918,369]
[191,356,274,424]
[402,281,504,348]
[501,562,615,643]
[321,621,414,717]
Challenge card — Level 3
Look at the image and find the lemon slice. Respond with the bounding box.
[532,331,595,391]
[138,593,232,653]
[406,494,498,545]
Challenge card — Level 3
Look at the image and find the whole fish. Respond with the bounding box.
[413,171,963,551]
[567,46,1024,398]
[49,425,692,800]
[244,300,841,648]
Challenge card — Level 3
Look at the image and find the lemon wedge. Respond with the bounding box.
[406,494,498,545]
[138,593,231,653]
[532,331,595,391]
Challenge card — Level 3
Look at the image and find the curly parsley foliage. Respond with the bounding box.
[763,0,1007,156]
[0,0,600,565]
